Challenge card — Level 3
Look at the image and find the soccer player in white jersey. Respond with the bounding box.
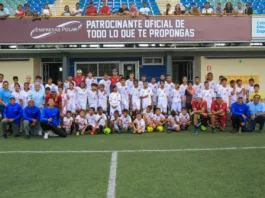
[157,80,168,115]
[236,79,245,98]
[45,77,57,91]
[219,78,230,107]
[75,81,88,112]
[206,72,217,92]
[229,80,237,105]
[86,107,97,135]
[64,74,76,90]
[138,74,147,89]
[118,77,130,110]
[65,82,77,115]
[95,107,107,134]
[109,85,121,116]
[119,109,133,133]
[20,82,32,109]
[11,83,22,104]
[62,111,74,134]
[133,113,145,134]
[152,108,166,129]
[98,73,111,96]
[171,82,182,113]
[148,77,158,107]
[246,78,255,103]
[165,75,174,107]
[10,76,21,92]
[193,76,204,94]
[88,83,98,111]
[85,71,98,90]
[98,84,108,112]
[157,74,166,87]
[110,110,121,133]
[215,75,225,94]
[143,105,153,127]
[180,76,188,107]
[179,107,190,130]
[126,72,135,89]
[130,79,141,116]
[75,110,88,136]
[166,110,180,132]
[140,81,153,112]
[201,81,214,112]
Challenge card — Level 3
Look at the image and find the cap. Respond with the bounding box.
[237,94,244,99]
[9,96,15,99]
[76,69,82,73]
[51,88,57,92]
[216,94,222,98]
[28,98,34,102]
[112,69,118,73]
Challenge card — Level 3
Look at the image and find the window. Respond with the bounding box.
[76,62,119,77]
[142,57,163,65]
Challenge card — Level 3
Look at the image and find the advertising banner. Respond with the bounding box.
[0,16,252,44]
[252,16,265,39]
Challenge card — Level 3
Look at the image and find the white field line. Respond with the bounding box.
[0,146,265,154]
[107,152,118,198]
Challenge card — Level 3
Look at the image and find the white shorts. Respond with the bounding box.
[110,105,121,116]
[132,101,140,111]
[171,102,182,112]
[168,124,179,130]
[89,103,98,111]
[76,103,87,111]
[98,103,107,111]
[121,101,129,111]
[142,101,151,111]
[136,127,145,133]
[66,103,76,113]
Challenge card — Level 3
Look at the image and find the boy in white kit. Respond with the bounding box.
[236,79,245,98]
[218,78,230,107]
[98,73,111,96]
[246,78,254,103]
[171,82,182,113]
[193,76,204,94]
[75,81,88,112]
[86,107,97,135]
[119,109,133,133]
[97,84,108,112]
[165,75,174,107]
[133,113,145,134]
[201,81,214,112]
[157,80,168,114]
[118,77,130,111]
[62,111,74,134]
[140,81,153,112]
[75,110,88,136]
[152,108,166,130]
[229,80,237,105]
[148,77,158,107]
[65,82,77,115]
[130,80,141,115]
[110,110,121,133]
[166,110,180,132]
[87,83,98,111]
[179,107,190,130]
[109,85,121,116]
[180,76,188,107]
[143,105,153,127]
[85,71,98,90]
[138,74,147,89]
[126,72,135,89]
[95,107,107,134]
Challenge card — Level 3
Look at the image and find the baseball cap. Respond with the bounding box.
[51,88,57,92]
[216,94,222,98]
[237,94,244,99]
[77,69,82,73]
[112,69,118,73]
[9,96,15,99]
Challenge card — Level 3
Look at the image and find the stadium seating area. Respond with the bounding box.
[2,0,265,16]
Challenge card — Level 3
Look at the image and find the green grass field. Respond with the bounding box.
[0,131,265,198]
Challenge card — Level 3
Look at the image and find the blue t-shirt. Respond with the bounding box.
[41,107,61,127]
[3,103,23,124]
[248,102,265,117]
[0,89,12,104]
[23,106,41,121]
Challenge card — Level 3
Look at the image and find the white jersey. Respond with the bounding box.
[63,117,73,133]
[246,85,254,97]
[118,85,130,103]
[180,84,188,97]
[138,81,146,89]
[65,89,77,106]
[11,91,21,104]
[152,114,165,122]
[110,116,120,126]
[165,82,174,100]
[98,79,111,95]
[140,88,153,108]
[219,86,230,105]
[87,90,98,107]
[144,112,154,121]
[179,113,190,121]
[148,83,158,98]
[126,79,134,89]
[236,86,245,97]
[130,87,141,104]
[208,80,217,92]
[75,87,88,108]
[9,83,22,92]
[171,89,182,103]
[134,118,145,129]
[98,90,108,110]
[120,115,132,126]
[229,87,237,104]
[168,115,179,125]
[157,88,168,108]
[20,90,32,108]
[85,78,98,90]
[96,114,107,126]
[75,115,87,130]
[64,81,76,89]
[201,89,214,109]
[193,83,204,94]
[86,114,97,127]
[109,92,121,107]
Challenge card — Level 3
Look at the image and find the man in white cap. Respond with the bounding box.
[73,69,85,87]
[23,98,41,139]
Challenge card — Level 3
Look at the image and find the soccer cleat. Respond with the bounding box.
[238,127,242,134]
[81,131,85,135]
[193,129,198,135]
[211,128,216,134]
[90,131,95,135]
[25,135,30,139]
[76,132,80,136]
[2,135,7,140]
[44,132,49,139]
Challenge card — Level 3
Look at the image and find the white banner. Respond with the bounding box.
[252,16,265,39]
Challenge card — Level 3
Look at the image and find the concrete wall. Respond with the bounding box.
[200,57,265,93]
[33,58,41,77]
[0,58,34,83]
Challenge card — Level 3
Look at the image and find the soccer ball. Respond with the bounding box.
[104,127,111,135]
[157,126,164,132]
[147,126,154,133]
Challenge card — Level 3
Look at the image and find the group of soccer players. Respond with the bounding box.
[0,69,262,138]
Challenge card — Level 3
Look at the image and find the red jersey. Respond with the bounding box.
[192,100,207,111]
[110,76,119,86]
[73,76,86,87]
[45,94,62,107]
[99,6,110,15]
[86,6,97,16]
[211,100,227,112]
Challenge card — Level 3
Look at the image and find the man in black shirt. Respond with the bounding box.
[118,3,129,15]
[245,2,253,15]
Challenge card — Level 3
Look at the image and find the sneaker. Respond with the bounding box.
[193,129,198,135]
[231,128,238,133]
[38,130,42,136]
[76,132,80,136]
[211,128,216,133]
[90,131,95,135]
[2,135,7,140]
[44,132,49,139]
